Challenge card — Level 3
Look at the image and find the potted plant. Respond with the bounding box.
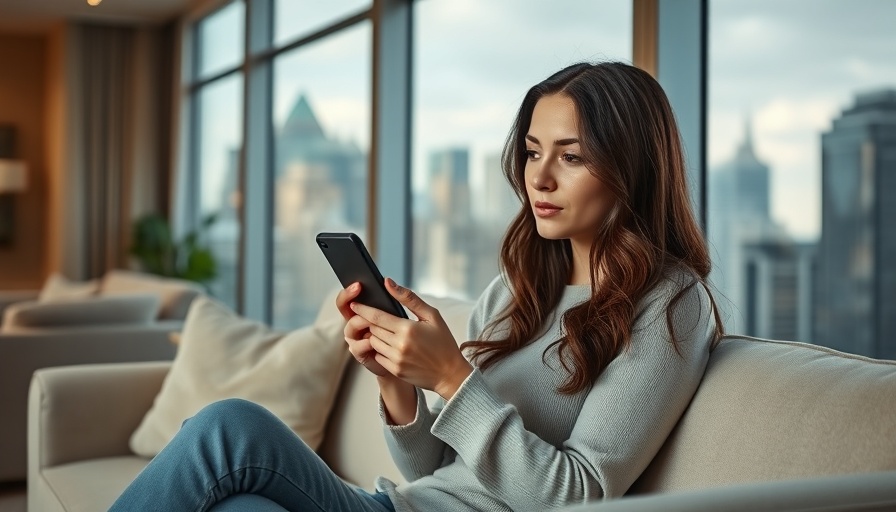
[130,213,218,286]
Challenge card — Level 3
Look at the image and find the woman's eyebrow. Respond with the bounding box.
[526,134,580,147]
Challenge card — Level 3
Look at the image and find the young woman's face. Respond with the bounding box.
[524,94,614,247]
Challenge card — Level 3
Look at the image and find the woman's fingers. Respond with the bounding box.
[368,332,400,361]
[343,314,372,340]
[334,283,362,321]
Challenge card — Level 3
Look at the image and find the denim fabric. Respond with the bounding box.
[109,399,395,512]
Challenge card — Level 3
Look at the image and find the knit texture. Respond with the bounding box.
[376,267,716,511]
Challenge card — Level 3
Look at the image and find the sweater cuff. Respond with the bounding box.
[379,386,431,433]
[431,369,507,443]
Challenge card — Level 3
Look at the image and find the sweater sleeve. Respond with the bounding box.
[428,277,716,509]
[380,275,509,482]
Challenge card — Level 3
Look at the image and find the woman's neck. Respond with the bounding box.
[568,238,596,286]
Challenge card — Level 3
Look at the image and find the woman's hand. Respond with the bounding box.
[349,278,473,400]
[336,283,391,378]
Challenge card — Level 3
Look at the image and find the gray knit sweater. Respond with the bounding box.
[376,267,715,511]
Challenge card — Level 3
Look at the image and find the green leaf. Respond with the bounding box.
[130,212,219,285]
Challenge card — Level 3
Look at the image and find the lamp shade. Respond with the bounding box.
[0,159,27,193]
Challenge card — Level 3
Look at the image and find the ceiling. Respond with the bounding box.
[0,0,193,33]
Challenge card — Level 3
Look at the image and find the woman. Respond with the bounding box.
[111,61,722,512]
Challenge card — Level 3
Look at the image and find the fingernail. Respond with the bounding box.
[350,283,359,291]
[386,278,400,290]
[349,302,357,311]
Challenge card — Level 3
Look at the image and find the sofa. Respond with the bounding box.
[0,270,202,483]
[27,290,896,511]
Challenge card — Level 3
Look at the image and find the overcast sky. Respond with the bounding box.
[709,0,896,240]
[203,0,896,241]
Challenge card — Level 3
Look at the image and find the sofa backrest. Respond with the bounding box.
[1,295,161,333]
[630,335,896,494]
[101,270,204,320]
[317,292,475,488]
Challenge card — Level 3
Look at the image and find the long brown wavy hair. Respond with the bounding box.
[460,62,723,395]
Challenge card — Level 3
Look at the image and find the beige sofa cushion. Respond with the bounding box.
[631,335,896,494]
[38,457,149,512]
[101,270,203,320]
[38,273,100,302]
[1,295,160,333]
[129,295,350,457]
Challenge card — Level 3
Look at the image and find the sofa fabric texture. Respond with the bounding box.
[129,295,351,457]
[630,336,896,494]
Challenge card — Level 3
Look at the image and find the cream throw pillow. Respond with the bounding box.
[129,295,351,457]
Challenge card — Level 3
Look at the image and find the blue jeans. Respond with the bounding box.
[110,399,395,512]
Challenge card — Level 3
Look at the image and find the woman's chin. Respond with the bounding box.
[535,226,565,240]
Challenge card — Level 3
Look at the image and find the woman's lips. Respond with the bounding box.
[534,201,562,218]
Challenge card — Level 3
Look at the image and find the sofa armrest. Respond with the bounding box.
[28,361,171,473]
[0,324,178,482]
[560,470,896,511]
[0,290,39,317]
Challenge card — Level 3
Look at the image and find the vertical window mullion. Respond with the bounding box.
[656,0,707,230]
[242,0,275,321]
[371,0,413,283]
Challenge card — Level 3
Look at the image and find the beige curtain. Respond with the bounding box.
[59,23,173,279]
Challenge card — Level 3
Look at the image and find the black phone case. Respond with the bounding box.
[316,232,408,318]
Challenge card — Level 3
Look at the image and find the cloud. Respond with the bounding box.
[708,0,896,240]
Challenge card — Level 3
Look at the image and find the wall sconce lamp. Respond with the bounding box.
[0,159,28,247]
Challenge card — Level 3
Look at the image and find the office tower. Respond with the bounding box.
[277,94,367,228]
[421,148,474,297]
[270,93,367,327]
[709,117,814,340]
[709,118,778,328]
[741,240,815,341]
[816,89,896,358]
[479,152,519,225]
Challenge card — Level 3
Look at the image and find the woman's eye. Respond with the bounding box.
[562,153,582,163]
[525,149,539,160]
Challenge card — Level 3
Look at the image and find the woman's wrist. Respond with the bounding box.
[377,375,417,425]
[434,359,474,401]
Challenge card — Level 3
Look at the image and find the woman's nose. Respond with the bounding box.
[530,161,557,191]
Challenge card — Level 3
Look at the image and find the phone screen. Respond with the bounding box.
[316,232,408,318]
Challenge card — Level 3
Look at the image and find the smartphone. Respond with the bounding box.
[316,232,408,319]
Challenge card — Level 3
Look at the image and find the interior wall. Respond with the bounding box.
[0,33,47,289]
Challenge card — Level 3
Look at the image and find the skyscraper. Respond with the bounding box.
[816,89,896,359]
[418,148,474,297]
[709,117,815,340]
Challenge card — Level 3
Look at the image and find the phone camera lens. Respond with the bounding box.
[318,241,328,249]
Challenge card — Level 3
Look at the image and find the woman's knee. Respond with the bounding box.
[187,398,279,433]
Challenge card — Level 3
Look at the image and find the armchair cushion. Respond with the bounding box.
[129,295,350,457]
[38,273,99,302]
[1,295,160,333]
[101,270,203,320]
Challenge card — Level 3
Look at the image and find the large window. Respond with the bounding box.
[411,0,633,299]
[707,0,896,358]
[271,22,372,329]
[182,1,896,361]
[274,0,369,46]
[192,4,246,309]
[187,1,372,322]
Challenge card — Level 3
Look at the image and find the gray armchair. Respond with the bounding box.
[0,270,202,482]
